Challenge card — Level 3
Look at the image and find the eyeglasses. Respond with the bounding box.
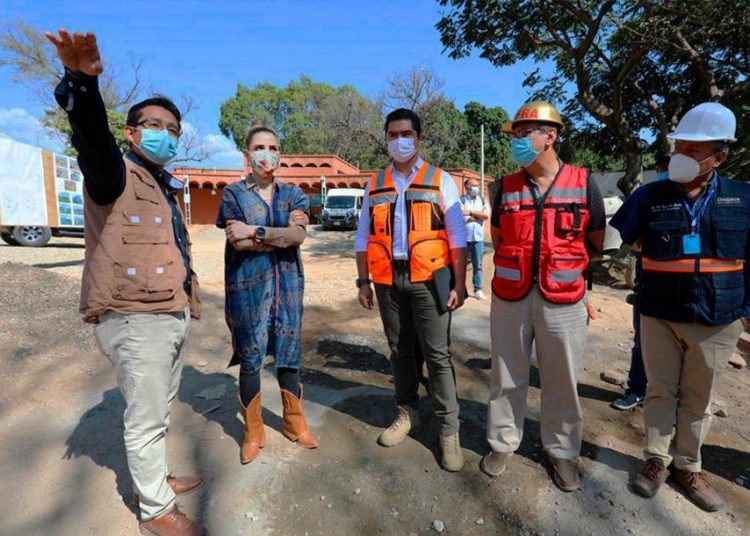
[510,127,546,139]
[137,118,181,138]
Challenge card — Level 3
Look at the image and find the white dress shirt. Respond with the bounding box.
[355,158,467,258]
[460,193,489,242]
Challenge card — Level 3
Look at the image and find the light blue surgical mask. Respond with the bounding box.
[139,128,178,165]
[510,137,540,168]
[656,171,669,181]
[468,186,480,197]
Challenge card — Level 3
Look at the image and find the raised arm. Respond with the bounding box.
[46,29,125,206]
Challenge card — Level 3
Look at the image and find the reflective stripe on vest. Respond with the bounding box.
[642,257,744,273]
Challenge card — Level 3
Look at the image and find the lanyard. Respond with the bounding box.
[683,179,716,233]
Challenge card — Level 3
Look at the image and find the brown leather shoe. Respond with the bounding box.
[547,455,580,492]
[140,504,203,536]
[133,475,204,504]
[632,458,669,498]
[673,469,725,512]
[281,385,319,449]
[239,393,266,464]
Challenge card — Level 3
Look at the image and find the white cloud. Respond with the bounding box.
[178,122,243,169]
[0,108,65,153]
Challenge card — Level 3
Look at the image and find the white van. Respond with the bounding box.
[320,188,364,230]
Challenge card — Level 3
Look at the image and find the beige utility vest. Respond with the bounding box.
[80,157,200,319]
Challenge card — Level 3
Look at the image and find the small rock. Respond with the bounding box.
[729,352,746,369]
[712,399,729,418]
[476,518,485,525]
[327,504,332,508]
[320,495,325,501]
[354,488,361,495]
[432,520,445,533]
[391,508,399,518]
[244,512,258,521]
[600,371,626,388]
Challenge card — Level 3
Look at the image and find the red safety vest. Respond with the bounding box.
[492,164,590,304]
[367,162,451,286]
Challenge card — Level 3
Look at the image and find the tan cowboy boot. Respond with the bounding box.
[280,385,319,448]
[238,393,265,464]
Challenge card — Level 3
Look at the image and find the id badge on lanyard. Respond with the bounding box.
[682,180,716,255]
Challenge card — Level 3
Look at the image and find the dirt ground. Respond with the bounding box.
[0,226,748,536]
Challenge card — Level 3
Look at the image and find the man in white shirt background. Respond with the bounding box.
[461,177,490,299]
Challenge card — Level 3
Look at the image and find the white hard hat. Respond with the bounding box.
[668,102,736,142]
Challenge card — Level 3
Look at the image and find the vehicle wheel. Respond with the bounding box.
[12,225,52,247]
[0,231,18,245]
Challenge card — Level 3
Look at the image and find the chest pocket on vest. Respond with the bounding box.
[643,219,688,260]
[113,260,176,302]
[714,215,748,259]
[133,176,162,205]
[121,211,169,245]
[554,204,586,240]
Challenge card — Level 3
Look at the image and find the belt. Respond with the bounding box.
[642,257,744,273]
[392,259,409,270]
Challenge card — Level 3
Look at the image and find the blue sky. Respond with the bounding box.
[0,0,543,168]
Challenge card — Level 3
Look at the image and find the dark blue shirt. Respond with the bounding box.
[611,175,750,322]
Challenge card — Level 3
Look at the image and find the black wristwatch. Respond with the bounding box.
[255,226,266,244]
[355,278,371,288]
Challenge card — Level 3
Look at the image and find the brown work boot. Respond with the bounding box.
[378,405,420,447]
[281,385,319,448]
[632,458,669,498]
[673,468,725,512]
[239,393,266,464]
[140,504,203,536]
[439,433,464,472]
[480,451,512,477]
[547,455,580,492]
[133,474,203,503]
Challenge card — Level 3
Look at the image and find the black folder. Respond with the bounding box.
[433,265,467,314]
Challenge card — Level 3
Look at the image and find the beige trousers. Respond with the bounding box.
[640,315,740,472]
[487,288,589,459]
[94,308,191,521]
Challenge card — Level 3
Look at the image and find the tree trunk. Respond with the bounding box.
[616,131,643,197]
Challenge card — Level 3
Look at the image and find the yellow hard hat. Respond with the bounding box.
[502,101,566,134]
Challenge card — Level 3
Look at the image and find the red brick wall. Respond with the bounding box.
[178,187,222,225]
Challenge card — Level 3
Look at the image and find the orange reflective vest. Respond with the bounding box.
[492,164,591,304]
[367,162,452,286]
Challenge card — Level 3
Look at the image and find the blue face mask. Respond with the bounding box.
[138,128,178,165]
[656,171,669,181]
[510,137,540,168]
[469,186,479,197]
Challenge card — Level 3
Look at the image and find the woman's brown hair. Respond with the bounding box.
[245,119,279,150]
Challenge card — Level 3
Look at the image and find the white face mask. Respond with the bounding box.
[387,137,417,163]
[668,153,714,184]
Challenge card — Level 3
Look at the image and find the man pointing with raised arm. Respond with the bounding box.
[46,29,203,535]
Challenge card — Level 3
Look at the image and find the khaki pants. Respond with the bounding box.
[640,315,740,472]
[487,289,588,459]
[94,309,191,521]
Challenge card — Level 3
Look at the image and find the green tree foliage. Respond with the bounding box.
[437,0,750,194]
[219,76,387,169]
[219,67,516,177]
